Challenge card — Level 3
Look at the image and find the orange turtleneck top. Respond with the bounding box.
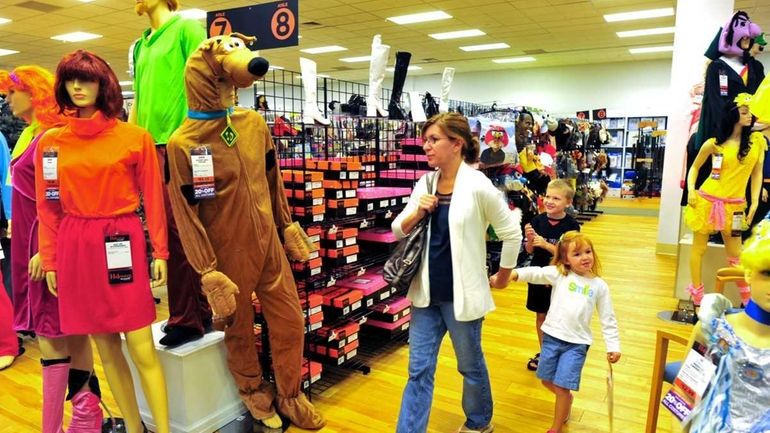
[35,111,169,271]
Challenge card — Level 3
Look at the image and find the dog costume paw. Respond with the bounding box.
[284,222,317,262]
[201,271,239,317]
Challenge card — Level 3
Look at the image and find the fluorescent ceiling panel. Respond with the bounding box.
[386,65,422,71]
[629,45,674,54]
[617,27,675,38]
[51,32,103,42]
[429,29,485,40]
[604,8,674,22]
[387,11,452,25]
[340,56,372,63]
[492,57,536,63]
[178,9,207,20]
[460,43,510,52]
[300,45,348,54]
[0,49,19,56]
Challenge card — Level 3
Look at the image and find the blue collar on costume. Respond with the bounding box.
[745,300,770,325]
[188,106,234,120]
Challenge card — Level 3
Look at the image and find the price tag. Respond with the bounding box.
[719,70,728,96]
[711,153,723,180]
[357,267,366,276]
[105,234,133,284]
[326,276,337,287]
[731,212,744,237]
[191,145,216,199]
[359,219,369,229]
[328,225,338,235]
[346,254,357,264]
[346,207,357,216]
[42,148,59,201]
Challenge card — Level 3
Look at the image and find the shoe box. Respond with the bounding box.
[309,321,360,365]
[335,267,391,309]
[301,358,323,391]
[299,292,324,333]
[357,186,411,213]
[368,296,411,323]
[318,286,363,319]
[361,313,411,339]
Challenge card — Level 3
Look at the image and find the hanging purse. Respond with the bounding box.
[383,173,436,292]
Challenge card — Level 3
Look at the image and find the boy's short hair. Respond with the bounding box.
[547,179,575,201]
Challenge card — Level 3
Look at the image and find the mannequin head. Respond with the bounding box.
[55,50,123,118]
[716,94,755,160]
[741,218,770,311]
[135,0,178,16]
[515,111,534,149]
[0,66,64,128]
[719,11,762,57]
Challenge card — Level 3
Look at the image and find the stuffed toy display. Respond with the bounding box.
[165,33,324,430]
[684,94,766,306]
[686,214,770,432]
[480,125,514,166]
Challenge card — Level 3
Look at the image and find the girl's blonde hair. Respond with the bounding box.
[551,231,602,276]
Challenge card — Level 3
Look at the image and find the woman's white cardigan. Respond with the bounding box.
[392,162,523,321]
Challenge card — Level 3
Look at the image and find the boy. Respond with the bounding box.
[524,179,580,371]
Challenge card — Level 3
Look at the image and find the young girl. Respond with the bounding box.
[507,231,621,433]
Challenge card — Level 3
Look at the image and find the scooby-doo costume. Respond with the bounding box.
[165,34,324,429]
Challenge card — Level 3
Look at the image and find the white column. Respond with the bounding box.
[656,0,734,254]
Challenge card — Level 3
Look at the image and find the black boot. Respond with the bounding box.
[387,51,411,120]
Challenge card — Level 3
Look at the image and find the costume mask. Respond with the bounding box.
[719,11,762,57]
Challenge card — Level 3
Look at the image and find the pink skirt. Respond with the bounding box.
[57,214,155,334]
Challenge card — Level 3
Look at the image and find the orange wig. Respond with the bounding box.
[0,65,67,129]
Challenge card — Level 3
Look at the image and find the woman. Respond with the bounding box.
[0,65,103,433]
[393,112,522,433]
[684,94,765,306]
[36,50,170,433]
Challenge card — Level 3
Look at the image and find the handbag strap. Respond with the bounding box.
[426,171,436,195]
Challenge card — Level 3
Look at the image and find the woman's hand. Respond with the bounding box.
[28,253,44,281]
[416,194,438,218]
[45,271,57,297]
[607,352,621,363]
[152,259,168,288]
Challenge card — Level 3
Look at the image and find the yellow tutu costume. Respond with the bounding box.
[685,132,766,234]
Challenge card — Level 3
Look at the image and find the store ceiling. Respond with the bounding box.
[0,0,768,83]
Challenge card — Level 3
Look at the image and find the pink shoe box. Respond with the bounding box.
[362,313,411,338]
[368,296,411,323]
[337,269,390,308]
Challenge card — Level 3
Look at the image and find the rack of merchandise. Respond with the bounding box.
[252,69,457,396]
[624,116,667,197]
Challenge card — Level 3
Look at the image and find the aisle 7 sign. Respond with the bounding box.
[207,0,299,50]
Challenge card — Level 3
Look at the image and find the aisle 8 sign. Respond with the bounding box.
[207,0,299,50]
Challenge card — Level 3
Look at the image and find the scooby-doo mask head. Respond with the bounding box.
[199,33,270,88]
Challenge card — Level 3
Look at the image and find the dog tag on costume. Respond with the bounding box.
[191,145,216,199]
[105,234,133,284]
[221,125,239,147]
[711,153,723,180]
[42,148,60,201]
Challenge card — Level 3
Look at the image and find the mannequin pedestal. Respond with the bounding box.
[674,234,742,307]
[121,321,245,433]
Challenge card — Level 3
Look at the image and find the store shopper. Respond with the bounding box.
[501,231,621,433]
[37,50,170,433]
[130,0,211,347]
[523,179,580,372]
[684,94,766,306]
[0,66,104,433]
[393,112,523,433]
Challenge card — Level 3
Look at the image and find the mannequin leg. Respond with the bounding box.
[124,326,169,433]
[67,335,103,433]
[688,232,709,304]
[92,333,143,433]
[39,337,69,433]
[0,285,18,369]
[722,231,750,305]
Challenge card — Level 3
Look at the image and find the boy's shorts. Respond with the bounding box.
[526,283,552,313]
[536,333,589,391]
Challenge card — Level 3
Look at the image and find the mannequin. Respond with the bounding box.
[682,11,763,207]
[515,111,535,152]
[0,66,104,433]
[36,50,170,433]
[684,95,765,305]
[130,0,211,347]
[686,214,770,432]
[165,33,325,430]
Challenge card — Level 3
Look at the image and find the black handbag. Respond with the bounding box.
[383,173,435,292]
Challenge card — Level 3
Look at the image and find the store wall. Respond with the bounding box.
[404,59,673,117]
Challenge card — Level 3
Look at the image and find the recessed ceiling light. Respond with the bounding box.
[460,43,510,52]
[300,45,348,54]
[604,8,674,23]
[51,32,103,43]
[386,11,452,25]
[119,81,133,86]
[629,45,674,54]
[429,29,485,40]
[178,9,207,20]
[0,48,19,57]
[340,55,372,63]
[0,17,11,25]
[386,65,422,71]
[492,57,536,64]
[617,27,675,38]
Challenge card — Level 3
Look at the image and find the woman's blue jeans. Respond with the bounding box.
[396,302,493,433]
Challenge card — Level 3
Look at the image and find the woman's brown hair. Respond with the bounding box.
[421,112,480,164]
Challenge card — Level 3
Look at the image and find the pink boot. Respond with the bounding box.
[68,391,103,433]
[687,283,704,306]
[41,359,69,433]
